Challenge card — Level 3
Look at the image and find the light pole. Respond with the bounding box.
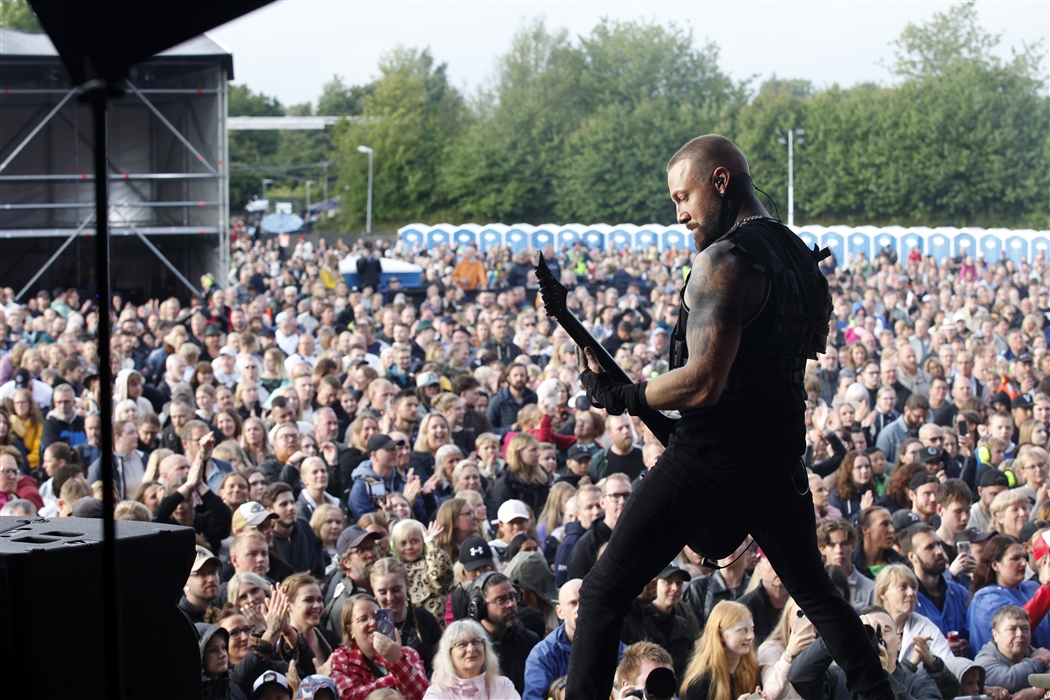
[357,145,373,235]
[775,128,805,227]
[322,159,330,202]
[305,180,317,211]
[261,178,274,211]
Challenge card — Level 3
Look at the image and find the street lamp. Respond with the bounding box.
[357,145,373,235]
[775,128,805,227]
[305,180,317,211]
[261,178,274,210]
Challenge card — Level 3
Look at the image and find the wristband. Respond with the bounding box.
[784,650,797,662]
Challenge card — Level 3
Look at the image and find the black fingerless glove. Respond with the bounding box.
[580,370,650,417]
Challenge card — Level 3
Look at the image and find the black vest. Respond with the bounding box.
[670,218,831,460]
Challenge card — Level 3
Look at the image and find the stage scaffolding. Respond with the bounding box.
[0,29,231,301]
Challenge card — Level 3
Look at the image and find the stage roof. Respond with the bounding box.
[0,29,234,77]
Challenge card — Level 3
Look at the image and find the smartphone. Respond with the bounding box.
[375,608,395,638]
[957,541,971,557]
[368,482,387,503]
[957,419,968,437]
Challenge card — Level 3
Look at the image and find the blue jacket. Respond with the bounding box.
[915,577,970,642]
[523,625,624,700]
[969,582,1050,652]
[554,521,586,587]
[347,460,426,521]
[875,414,917,464]
[486,386,538,437]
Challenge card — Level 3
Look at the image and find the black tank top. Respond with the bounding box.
[670,218,820,463]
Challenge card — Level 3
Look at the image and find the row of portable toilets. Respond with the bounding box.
[397,223,1050,267]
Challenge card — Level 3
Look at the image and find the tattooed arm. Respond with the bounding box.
[641,241,766,411]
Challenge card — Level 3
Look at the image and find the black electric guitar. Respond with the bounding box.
[534,253,679,446]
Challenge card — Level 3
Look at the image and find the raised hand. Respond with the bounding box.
[425,520,444,541]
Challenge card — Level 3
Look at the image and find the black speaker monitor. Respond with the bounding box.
[0,517,199,700]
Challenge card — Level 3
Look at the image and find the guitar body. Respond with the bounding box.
[534,253,678,446]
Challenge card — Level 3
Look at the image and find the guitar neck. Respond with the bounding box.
[555,308,632,385]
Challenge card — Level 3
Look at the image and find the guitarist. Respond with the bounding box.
[565,134,894,700]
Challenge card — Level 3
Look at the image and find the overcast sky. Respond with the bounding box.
[209,0,1049,108]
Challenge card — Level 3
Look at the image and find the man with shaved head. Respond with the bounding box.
[566,135,893,700]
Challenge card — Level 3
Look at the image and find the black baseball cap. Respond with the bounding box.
[1017,353,1034,364]
[13,368,31,388]
[959,528,996,544]
[365,434,404,454]
[567,445,592,462]
[1012,393,1034,409]
[909,472,939,490]
[657,562,691,582]
[918,447,944,465]
[459,536,495,572]
[979,470,1010,488]
[204,324,223,337]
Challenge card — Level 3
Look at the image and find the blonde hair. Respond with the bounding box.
[681,601,758,700]
[873,564,919,607]
[537,481,576,537]
[114,500,152,522]
[506,432,547,485]
[414,412,450,454]
[390,518,425,561]
[989,490,1030,532]
[309,503,344,541]
[142,448,174,483]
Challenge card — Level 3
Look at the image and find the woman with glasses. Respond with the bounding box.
[329,593,428,700]
[206,598,293,698]
[423,619,519,699]
[1011,447,1049,508]
[9,387,43,472]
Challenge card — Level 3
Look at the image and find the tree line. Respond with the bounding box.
[95,3,1050,231]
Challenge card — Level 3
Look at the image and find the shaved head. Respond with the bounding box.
[667,134,762,250]
[667,134,751,188]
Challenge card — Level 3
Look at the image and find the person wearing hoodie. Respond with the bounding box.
[348,434,424,521]
[196,623,249,700]
[114,368,157,418]
[39,384,85,455]
[974,605,1050,695]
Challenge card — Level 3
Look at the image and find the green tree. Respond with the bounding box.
[332,47,468,230]
[227,84,284,209]
[0,0,41,30]
[316,75,373,116]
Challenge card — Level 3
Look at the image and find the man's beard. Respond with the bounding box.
[691,193,742,251]
[924,558,947,576]
[351,561,373,583]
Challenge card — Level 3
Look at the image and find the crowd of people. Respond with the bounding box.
[5,232,1050,700]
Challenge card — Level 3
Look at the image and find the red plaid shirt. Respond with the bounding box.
[330,644,428,700]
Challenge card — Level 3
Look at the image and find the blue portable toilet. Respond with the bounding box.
[478,228,503,252]
[927,232,951,263]
[978,234,1001,263]
[821,231,845,268]
[797,230,819,250]
[609,228,632,251]
[581,229,606,251]
[661,228,688,252]
[954,231,976,260]
[452,228,477,250]
[847,231,871,262]
[635,228,659,251]
[900,232,923,261]
[426,228,451,249]
[400,227,425,251]
[873,232,896,260]
[531,228,556,250]
[505,228,529,253]
[557,227,579,250]
[1005,236,1027,266]
[1032,236,1050,264]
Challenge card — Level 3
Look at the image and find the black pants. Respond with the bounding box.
[565,436,893,700]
